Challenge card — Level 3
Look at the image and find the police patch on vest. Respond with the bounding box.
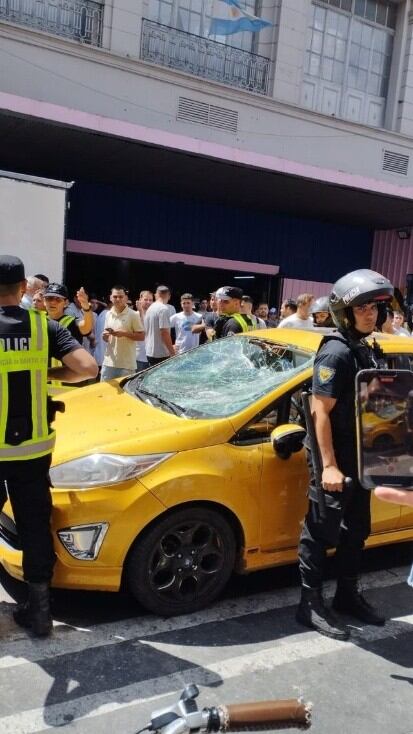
[318,365,336,384]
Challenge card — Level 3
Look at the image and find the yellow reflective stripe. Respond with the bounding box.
[0,308,51,460]
[0,432,56,458]
[49,355,62,389]
[0,372,7,444]
[231,313,250,332]
[0,355,49,371]
[29,310,39,440]
[49,315,73,384]
[29,311,48,439]
[36,314,49,439]
[59,315,75,329]
[35,369,43,438]
[29,309,37,351]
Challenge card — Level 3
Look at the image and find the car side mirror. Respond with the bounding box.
[271,424,306,460]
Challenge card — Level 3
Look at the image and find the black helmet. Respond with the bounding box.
[329,269,393,331]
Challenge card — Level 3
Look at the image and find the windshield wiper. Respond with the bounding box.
[136,387,185,417]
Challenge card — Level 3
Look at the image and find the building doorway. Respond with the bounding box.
[65,252,280,310]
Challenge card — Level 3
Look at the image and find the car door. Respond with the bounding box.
[259,385,309,551]
[231,384,309,553]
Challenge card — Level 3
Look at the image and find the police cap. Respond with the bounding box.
[0,255,25,285]
[43,283,69,299]
[216,286,243,301]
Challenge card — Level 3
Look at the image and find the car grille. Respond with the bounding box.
[0,512,21,550]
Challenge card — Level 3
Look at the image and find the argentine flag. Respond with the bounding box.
[209,0,272,37]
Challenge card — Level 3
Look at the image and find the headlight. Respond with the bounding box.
[50,453,173,488]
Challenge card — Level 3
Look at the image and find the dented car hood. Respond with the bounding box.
[51,380,233,465]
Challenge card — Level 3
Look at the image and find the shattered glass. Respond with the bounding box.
[125,336,314,419]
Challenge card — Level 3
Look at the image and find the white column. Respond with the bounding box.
[385,0,408,131]
[102,0,144,58]
[396,1,413,135]
[270,0,310,105]
[255,0,281,77]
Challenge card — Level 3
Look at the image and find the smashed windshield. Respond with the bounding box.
[125,337,314,419]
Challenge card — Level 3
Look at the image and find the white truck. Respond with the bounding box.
[0,170,72,281]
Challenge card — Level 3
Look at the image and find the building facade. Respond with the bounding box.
[1,0,413,299]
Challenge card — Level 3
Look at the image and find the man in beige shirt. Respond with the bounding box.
[101,285,144,381]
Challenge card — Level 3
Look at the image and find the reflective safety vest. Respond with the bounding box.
[0,309,55,461]
[49,315,76,394]
[230,313,254,332]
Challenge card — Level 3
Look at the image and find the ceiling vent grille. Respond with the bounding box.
[177,97,238,133]
[382,149,409,176]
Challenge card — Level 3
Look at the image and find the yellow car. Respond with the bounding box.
[362,410,407,452]
[1,330,412,616]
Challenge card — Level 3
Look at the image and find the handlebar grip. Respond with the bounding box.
[343,477,353,489]
[219,700,312,731]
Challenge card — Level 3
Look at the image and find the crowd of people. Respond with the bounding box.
[22,276,413,386]
[21,279,284,380]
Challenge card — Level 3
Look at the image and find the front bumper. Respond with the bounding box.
[0,478,166,592]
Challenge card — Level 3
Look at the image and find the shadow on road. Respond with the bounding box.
[1,543,411,728]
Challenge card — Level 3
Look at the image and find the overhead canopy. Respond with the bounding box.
[1,108,413,229]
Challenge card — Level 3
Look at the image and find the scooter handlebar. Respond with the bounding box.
[219,700,312,731]
[144,685,312,734]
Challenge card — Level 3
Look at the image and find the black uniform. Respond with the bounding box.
[0,306,81,583]
[215,313,253,339]
[298,333,379,588]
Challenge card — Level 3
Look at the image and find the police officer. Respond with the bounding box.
[296,269,393,640]
[214,286,254,338]
[43,282,93,343]
[310,296,334,328]
[0,256,98,637]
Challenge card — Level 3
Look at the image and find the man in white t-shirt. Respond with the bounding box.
[101,285,144,381]
[135,290,154,371]
[144,285,175,366]
[170,293,202,354]
[278,293,314,330]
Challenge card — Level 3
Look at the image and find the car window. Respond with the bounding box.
[232,380,311,445]
[232,401,281,445]
[125,336,314,419]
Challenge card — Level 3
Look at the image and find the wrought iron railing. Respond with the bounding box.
[0,0,103,45]
[140,19,271,95]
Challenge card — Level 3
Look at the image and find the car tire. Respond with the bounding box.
[126,506,236,616]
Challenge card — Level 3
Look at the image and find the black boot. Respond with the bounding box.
[13,582,53,637]
[333,578,385,626]
[296,587,350,640]
[12,601,31,629]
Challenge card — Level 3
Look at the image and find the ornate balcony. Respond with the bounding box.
[140,19,271,96]
[0,0,103,45]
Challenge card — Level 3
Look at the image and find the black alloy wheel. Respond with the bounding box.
[126,507,236,616]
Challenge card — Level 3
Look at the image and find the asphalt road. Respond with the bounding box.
[0,544,412,734]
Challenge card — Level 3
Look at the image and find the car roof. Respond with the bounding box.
[245,327,413,354]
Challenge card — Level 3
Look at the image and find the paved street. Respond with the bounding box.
[0,548,412,734]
